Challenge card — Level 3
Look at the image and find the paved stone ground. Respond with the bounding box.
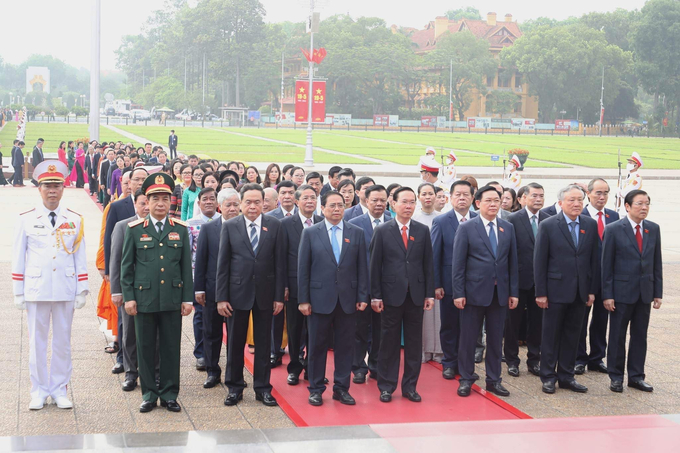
[0,180,678,437]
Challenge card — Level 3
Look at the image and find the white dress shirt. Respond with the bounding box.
[368,213,385,230]
[454,210,470,223]
[480,215,498,239]
[245,214,262,244]
[299,211,314,228]
[395,218,412,239]
[150,215,166,233]
[627,216,644,238]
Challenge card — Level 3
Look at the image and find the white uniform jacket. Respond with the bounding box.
[12,205,89,301]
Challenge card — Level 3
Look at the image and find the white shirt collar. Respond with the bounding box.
[149,214,167,227]
[586,204,603,218]
[41,204,61,219]
[368,212,385,225]
[245,214,262,229]
[360,204,368,214]
[395,218,411,232]
[324,218,343,231]
[480,215,497,229]
[627,215,643,233]
[299,211,314,226]
[281,206,295,216]
[554,202,562,214]
[525,206,539,219]
[454,209,470,223]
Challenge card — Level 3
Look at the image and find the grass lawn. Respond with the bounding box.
[0,122,140,153]
[117,125,372,164]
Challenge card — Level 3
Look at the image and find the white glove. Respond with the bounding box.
[74,293,87,310]
[14,295,26,310]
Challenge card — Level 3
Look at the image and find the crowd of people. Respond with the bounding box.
[12,137,663,414]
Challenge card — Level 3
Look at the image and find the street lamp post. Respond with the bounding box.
[304,0,316,167]
[89,0,101,141]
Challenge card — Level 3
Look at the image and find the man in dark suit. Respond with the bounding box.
[344,176,375,221]
[298,191,369,406]
[370,187,435,403]
[99,149,116,207]
[280,185,324,385]
[505,182,548,378]
[535,184,599,394]
[431,180,476,380]
[30,138,45,186]
[348,185,392,383]
[575,178,620,374]
[540,202,560,217]
[266,179,297,366]
[320,166,342,197]
[168,130,178,159]
[453,185,519,398]
[12,140,25,186]
[216,183,285,407]
[84,145,101,196]
[602,190,662,393]
[194,188,242,389]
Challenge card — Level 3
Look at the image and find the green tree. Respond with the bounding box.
[445,7,481,21]
[486,90,520,118]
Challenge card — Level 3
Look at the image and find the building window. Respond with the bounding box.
[498,68,511,88]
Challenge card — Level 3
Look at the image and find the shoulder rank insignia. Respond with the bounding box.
[128,218,145,228]
[20,208,36,216]
[170,218,187,227]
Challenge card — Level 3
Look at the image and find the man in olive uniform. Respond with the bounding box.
[121,172,194,413]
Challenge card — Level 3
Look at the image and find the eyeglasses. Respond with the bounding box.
[325,203,345,209]
[632,202,650,207]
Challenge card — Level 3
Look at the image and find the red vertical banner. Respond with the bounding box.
[295,80,326,123]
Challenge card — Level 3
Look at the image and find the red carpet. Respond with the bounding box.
[241,346,528,427]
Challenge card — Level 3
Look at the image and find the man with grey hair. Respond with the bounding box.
[263,188,278,214]
[194,188,241,388]
[534,184,599,395]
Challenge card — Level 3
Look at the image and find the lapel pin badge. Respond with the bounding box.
[409,236,415,241]
[499,227,504,233]
[580,229,586,234]
[644,229,649,234]
[344,238,350,243]
[262,226,268,232]
[605,214,610,218]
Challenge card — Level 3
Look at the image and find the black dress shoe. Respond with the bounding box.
[203,375,220,389]
[308,392,323,406]
[588,362,608,374]
[139,400,157,413]
[287,373,300,385]
[610,380,624,393]
[196,358,206,371]
[379,391,392,402]
[333,389,356,405]
[558,380,588,393]
[161,400,181,412]
[353,372,366,384]
[486,382,510,397]
[542,381,556,394]
[224,392,243,406]
[507,365,520,377]
[403,391,422,402]
[111,362,124,374]
[368,371,378,380]
[457,381,472,397]
[628,380,654,392]
[528,364,540,376]
[471,372,480,380]
[122,379,137,392]
[270,355,283,368]
[256,392,278,406]
[442,367,456,380]
[303,370,309,380]
[474,350,484,363]
[574,364,586,375]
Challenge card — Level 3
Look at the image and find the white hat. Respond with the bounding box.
[629,152,643,168]
[509,156,521,168]
[33,160,69,184]
[448,151,457,163]
[425,147,436,156]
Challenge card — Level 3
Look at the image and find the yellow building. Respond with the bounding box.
[394,12,539,120]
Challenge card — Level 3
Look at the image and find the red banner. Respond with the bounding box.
[295,80,326,123]
[373,114,389,126]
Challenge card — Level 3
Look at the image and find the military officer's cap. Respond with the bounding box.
[142,172,175,196]
[509,156,521,168]
[628,152,643,168]
[34,160,69,184]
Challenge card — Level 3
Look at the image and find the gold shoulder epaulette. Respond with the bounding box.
[20,208,36,216]
[67,208,82,217]
[128,218,145,228]
[170,218,187,227]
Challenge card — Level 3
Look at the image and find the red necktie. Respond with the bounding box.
[597,211,604,240]
[285,212,292,217]
[635,225,642,253]
[401,225,408,250]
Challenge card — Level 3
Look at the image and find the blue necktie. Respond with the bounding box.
[250,223,258,252]
[488,222,497,257]
[331,225,341,263]
[570,221,578,247]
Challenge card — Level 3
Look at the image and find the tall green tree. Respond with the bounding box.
[445,7,481,21]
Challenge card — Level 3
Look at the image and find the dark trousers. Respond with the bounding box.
[459,290,507,384]
[576,293,609,366]
[116,305,124,365]
[192,302,204,359]
[352,300,381,376]
[226,306,272,394]
[377,293,424,394]
[271,310,285,357]
[204,299,226,378]
[135,310,182,402]
[307,303,356,394]
[439,294,461,370]
[504,287,542,368]
[13,166,23,185]
[540,298,586,384]
[607,299,651,382]
[286,297,306,376]
[169,146,177,159]
[90,178,99,196]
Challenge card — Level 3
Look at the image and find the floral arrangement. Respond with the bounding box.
[508,148,529,156]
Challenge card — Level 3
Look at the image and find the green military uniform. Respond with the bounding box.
[120,173,193,404]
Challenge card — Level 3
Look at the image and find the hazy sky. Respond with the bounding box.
[0,0,648,71]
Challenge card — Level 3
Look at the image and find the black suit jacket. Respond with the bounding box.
[12,146,24,166]
[507,209,549,290]
[320,182,333,197]
[298,220,369,314]
[349,212,392,269]
[100,159,113,188]
[601,218,662,304]
[104,197,136,275]
[369,219,434,306]
[452,215,519,306]
[540,204,558,217]
[431,210,477,294]
[280,213,323,300]
[32,146,43,167]
[534,213,600,303]
[194,217,222,303]
[215,215,285,310]
[343,204,365,221]
[267,205,297,220]
[168,134,178,147]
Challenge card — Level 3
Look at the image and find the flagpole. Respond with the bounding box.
[449,58,453,130]
[599,65,604,137]
[304,0,315,166]
[280,51,285,125]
